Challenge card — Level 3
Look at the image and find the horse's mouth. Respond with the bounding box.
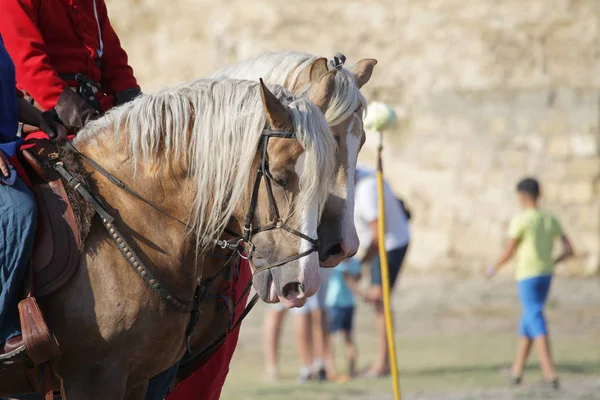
[252,264,308,308]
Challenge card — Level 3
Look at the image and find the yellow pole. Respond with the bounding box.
[376,129,401,400]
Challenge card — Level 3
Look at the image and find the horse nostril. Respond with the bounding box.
[328,244,343,257]
[282,282,304,299]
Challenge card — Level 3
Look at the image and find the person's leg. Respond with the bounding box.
[343,306,357,377]
[534,335,557,381]
[325,307,342,379]
[512,278,535,382]
[370,294,389,375]
[310,309,325,366]
[293,306,313,381]
[311,268,331,380]
[310,308,329,380]
[0,178,37,345]
[511,337,533,379]
[367,247,407,376]
[517,275,557,382]
[344,330,357,378]
[528,276,557,382]
[263,306,286,381]
[145,362,179,400]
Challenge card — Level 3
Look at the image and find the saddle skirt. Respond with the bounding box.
[0,135,88,397]
[22,137,81,297]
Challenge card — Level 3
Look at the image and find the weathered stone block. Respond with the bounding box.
[499,150,527,169]
[408,228,452,267]
[570,134,599,157]
[543,182,562,202]
[566,157,600,180]
[446,116,476,137]
[560,182,595,204]
[488,116,507,135]
[452,224,504,259]
[577,204,600,230]
[540,111,569,136]
[584,254,600,276]
[547,135,570,158]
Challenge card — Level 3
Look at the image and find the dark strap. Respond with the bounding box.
[59,73,103,112]
[66,142,192,230]
[53,162,114,223]
[177,292,259,379]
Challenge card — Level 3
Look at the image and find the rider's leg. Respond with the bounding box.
[0,177,37,346]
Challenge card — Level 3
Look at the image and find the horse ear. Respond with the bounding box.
[259,78,292,131]
[294,57,329,90]
[350,58,377,88]
[309,57,330,84]
[309,69,337,112]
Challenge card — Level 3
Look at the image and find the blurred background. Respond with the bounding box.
[106,0,599,398]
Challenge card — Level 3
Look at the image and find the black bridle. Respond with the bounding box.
[55,126,319,318]
[242,129,319,274]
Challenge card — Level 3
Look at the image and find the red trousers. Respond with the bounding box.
[167,259,251,400]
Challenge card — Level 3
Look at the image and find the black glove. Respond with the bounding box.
[40,109,67,142]
[116,87,142,105]
[54,87,100,130]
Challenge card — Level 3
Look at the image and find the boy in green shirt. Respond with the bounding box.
[488,178,574,389]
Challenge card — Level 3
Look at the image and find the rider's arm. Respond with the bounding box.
[0,0,67,110]
[95,0,140,104]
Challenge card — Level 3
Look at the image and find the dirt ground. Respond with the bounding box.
[221,273,600,400]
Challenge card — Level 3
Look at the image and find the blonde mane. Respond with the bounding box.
[212,51,367,126]
[75,79,335,250]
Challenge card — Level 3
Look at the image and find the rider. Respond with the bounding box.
[0,33,66,356]
[0,0,141,129]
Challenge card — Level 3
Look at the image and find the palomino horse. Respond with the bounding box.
[0,77,337,399]
[176,52,377,380]
[212,51,377,271]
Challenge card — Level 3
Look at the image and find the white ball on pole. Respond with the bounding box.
[364,101,398,132]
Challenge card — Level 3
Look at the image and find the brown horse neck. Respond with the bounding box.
[76,139,202,299]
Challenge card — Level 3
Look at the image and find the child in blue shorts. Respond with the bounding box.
[488,178,574,389]
[324,257,365,379]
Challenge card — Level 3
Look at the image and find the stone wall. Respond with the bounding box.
[106,0,600,275]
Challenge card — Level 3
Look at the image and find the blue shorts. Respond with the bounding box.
[370,245,408,288]
[518,275,552,339]
[328,306,354,333]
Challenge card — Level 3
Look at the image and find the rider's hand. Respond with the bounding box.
[54,88,99,130]
[40,110,68,142]
[0,151,10,178]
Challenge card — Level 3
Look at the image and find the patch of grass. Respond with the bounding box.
[221,277,600,399]
[223,325,599,399]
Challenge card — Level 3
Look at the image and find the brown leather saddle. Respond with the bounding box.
[23,140,81,297]
[0,139,82,398]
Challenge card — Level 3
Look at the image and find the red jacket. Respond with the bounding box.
[0,0,138,111]
[168,259,252,400]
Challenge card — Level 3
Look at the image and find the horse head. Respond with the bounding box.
[213,52,378,268]
[243,75,337,308]
[292,57,377,267]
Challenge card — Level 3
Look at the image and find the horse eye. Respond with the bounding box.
[272,174,288,187]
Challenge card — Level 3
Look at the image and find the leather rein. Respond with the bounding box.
[53,126,319,349]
